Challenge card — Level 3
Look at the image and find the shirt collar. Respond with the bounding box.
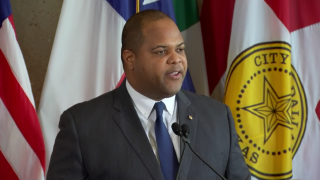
[126,80,176,118]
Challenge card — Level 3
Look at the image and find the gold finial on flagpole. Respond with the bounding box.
[136,0,140,13]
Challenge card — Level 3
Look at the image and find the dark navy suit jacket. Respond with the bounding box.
[47,82,250,180]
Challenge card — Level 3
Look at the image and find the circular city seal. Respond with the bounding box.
[224,42,307,180]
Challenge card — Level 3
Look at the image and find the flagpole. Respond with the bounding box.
[136,0,140,13]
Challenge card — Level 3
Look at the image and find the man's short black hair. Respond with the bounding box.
[121,10,172,55]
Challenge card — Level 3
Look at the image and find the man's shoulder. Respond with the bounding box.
[65,88,118,116]
[180,90,228,111]
[179,90,231,117]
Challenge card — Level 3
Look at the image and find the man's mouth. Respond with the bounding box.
[169,71,179,75]
[167,70,182,79]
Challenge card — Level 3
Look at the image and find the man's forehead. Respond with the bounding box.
[140,18,183,46]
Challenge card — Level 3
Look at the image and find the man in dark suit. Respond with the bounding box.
[47,10,250,180]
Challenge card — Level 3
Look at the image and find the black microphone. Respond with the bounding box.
[171,123,188,180]
[173,123,227,180]
[181,124,190,138]
[172,122,183,137]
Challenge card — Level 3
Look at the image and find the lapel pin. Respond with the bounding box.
[188,115,193,120]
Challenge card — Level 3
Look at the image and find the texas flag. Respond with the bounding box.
[202,0,320,179]
[38,0,206,172]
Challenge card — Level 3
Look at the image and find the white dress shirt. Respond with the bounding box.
[126,81,180,161]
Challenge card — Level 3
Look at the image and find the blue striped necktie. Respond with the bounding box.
[154,101,178,180]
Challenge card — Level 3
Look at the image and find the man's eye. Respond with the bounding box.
[177,48,184,52]
[157,50,165,55]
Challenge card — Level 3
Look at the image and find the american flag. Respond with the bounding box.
[0,0,45,179]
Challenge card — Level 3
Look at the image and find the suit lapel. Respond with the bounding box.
[112,82,163,180]
[176,91,198,180]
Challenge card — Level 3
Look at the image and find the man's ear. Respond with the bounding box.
[122,49,135,70]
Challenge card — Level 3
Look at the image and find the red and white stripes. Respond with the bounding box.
[0,15,45,180]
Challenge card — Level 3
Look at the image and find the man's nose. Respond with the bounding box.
[167,51,182,64]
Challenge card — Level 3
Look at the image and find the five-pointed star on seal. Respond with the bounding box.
[243,76,293,144]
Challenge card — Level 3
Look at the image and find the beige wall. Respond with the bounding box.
[11,0,63,108]
[11,0,203,109]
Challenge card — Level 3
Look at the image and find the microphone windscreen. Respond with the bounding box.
[171,122,182,136]
[181,124,190,134]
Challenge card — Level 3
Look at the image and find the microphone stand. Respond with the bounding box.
[181,123,227,180]
[185,141,227,180]
[172,123,227,180]
[175,139,186,180]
